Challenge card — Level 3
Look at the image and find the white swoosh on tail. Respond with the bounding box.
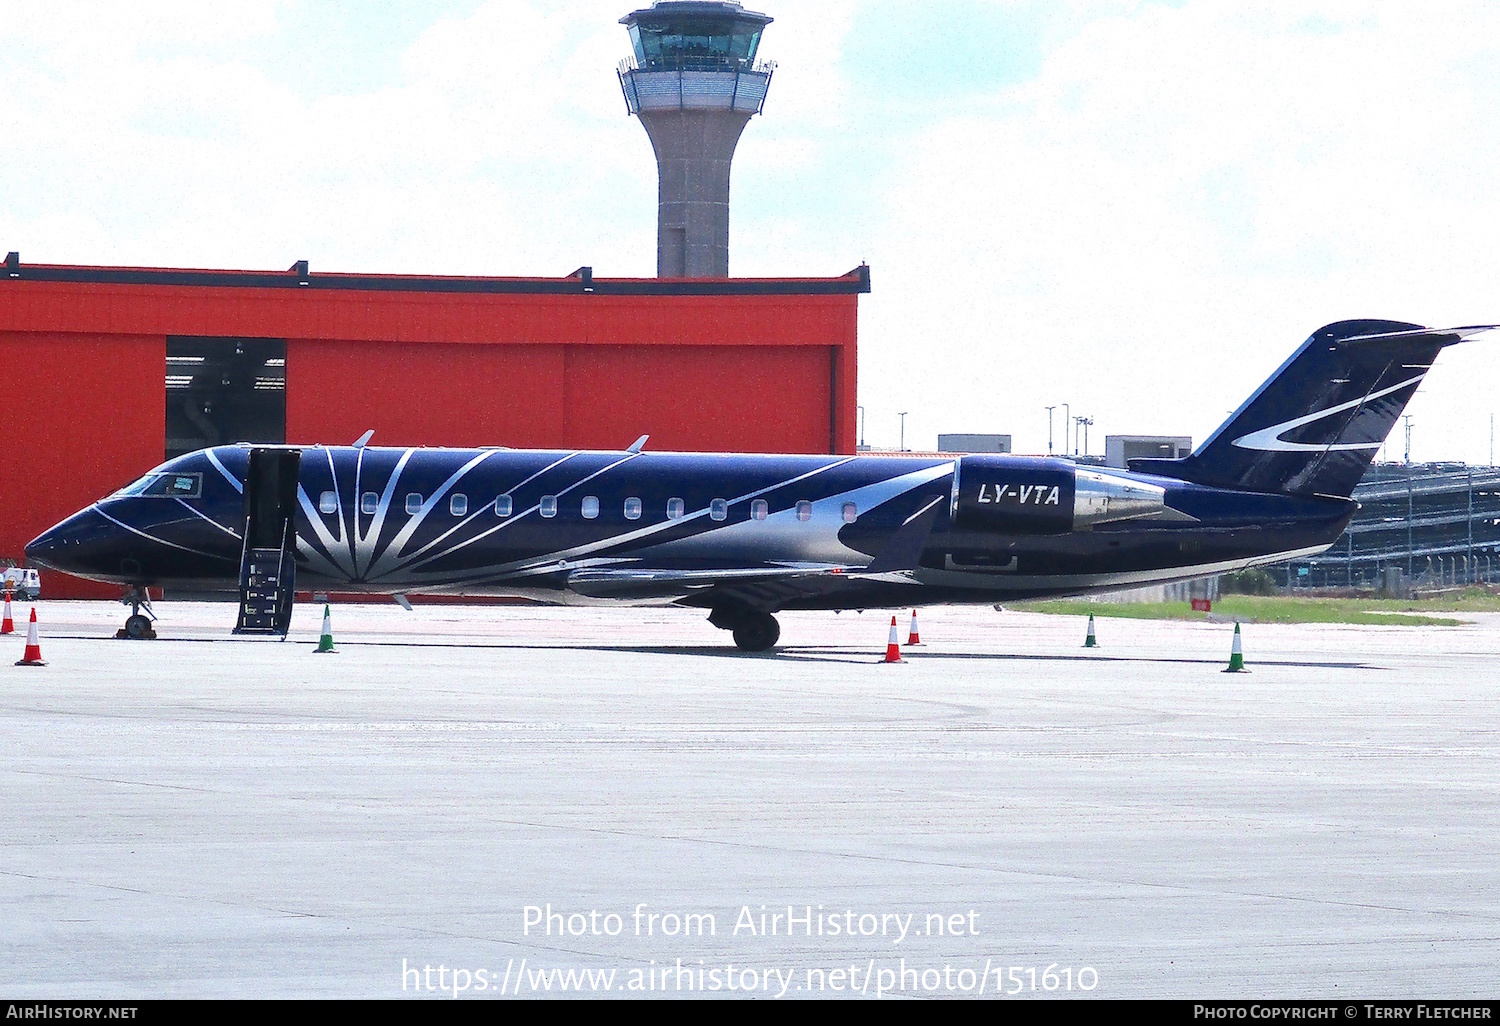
[1231,374,1424,453]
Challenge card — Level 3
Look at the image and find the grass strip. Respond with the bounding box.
[1012,595,1469,626]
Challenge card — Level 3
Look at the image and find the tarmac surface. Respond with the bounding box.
[1,599,1497,999]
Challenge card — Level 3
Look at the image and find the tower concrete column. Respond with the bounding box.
[639,109,751,277]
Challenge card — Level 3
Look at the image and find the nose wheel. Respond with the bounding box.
[116,586,158,640]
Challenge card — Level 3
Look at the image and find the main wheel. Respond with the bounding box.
[124,614,154,640]
[731,613,780,652]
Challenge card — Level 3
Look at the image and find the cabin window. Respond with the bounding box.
[666,497,685,519]
[842,501,858,524]
[624,497,642,520]
[751,498,768,521]
[450,493,468,517]
[581,495,600,519]
[405,493,423,515]
[318,491,338,514]
[540,495,558,518]
[360,491,378,515]
[496,495,512,517]
[796,500,812,522]
[710,498,728,521]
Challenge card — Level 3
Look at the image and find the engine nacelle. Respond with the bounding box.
[951,455,1167,534]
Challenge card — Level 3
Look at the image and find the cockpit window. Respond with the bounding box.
[113,474,160,498]
[115,472,203,499]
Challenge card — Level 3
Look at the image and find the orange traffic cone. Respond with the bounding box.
[907,609,922,646]
[883,615,903,663]
[15,607,45,666]
[1,590,12,635]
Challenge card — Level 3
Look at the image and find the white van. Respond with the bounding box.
[3,567,41,600]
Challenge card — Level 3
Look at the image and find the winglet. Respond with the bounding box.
[862,495,946,575]
[352,430,375,448]
[627,434,649,454]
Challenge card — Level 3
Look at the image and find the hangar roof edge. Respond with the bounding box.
[0,254,871,296]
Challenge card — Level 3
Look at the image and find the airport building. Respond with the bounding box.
[1106,435,1193,470]
[937,434,1012,454]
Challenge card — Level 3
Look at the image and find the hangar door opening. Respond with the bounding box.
[166,337,286,459]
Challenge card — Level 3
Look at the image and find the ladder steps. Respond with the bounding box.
[235,533,296,635]
[233,448,302,637]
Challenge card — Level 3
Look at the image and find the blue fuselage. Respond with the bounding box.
[28,443,1354,611]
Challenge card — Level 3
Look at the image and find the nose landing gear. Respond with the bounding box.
[116,586,157,640]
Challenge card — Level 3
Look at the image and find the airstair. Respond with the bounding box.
[234,448,302,635]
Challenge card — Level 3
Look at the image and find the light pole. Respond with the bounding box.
[1062,403,1070,457]
[857,405,866,449]
[1404,415,1414,576]
[1045,406,1056,455]
[1074,415,1091,457]
[898,412,908,452]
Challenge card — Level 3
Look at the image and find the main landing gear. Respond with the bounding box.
[116,585,157,640]
[709,606,780,653]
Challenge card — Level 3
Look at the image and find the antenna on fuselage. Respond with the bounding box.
[352,430,375,448]
[627,434,649,454]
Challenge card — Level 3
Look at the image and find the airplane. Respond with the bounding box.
[25,319,1494,651]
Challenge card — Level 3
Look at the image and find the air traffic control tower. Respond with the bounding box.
[618,2,774,277]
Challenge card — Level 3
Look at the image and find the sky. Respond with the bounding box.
[4,0,1500,462]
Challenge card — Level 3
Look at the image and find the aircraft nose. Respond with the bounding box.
[25,505,132,582]
[25,522,65,570]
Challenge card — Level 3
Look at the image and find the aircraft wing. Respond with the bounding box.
[564,493,948,604]
[567,563,866,601]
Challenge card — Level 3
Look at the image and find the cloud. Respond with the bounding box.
[0,0,656,275]
[846,1,1500,460]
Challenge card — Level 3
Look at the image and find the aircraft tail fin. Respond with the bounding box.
[1129,320,1495,498]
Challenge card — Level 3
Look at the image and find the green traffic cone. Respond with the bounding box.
[314,604,336,653]
[1223,621,1246,672]
[1083,613,1098,648]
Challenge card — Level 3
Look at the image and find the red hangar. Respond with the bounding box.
[0,253,867,597]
